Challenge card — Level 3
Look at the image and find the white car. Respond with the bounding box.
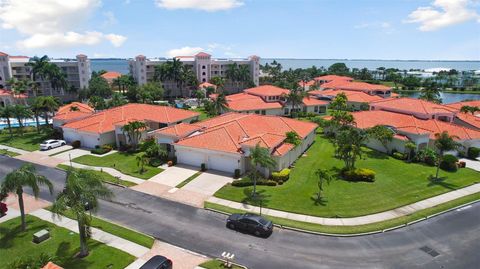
[40,139,66,150]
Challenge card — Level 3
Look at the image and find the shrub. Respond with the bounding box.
[342,168,376,182]
[392,152,406,160]
[167,160,173,166]
[271,168,290,182]
[231,178,277,187]
[149,157,163,167]
[467,147,480,159]
[440,154,458,171]
[71,140,81,148]
[234,169,241,179]
[413,148,437,166]
[90,144,112,155]
[102,144,113,151]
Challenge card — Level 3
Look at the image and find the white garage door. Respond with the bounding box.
[208,154,239,174]
[177,149,205,167]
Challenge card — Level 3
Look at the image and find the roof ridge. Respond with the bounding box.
[222,126,240,149]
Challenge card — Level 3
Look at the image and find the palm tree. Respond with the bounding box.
[30,97,45,133]
[1,164,53,231]
[237,65,251,90]
[44,63,68,96]
[249,143,277,197]
[283,87,306,117]
[212,93,229,115]
[41,96,60,125]
[136,153,148,174]
[12,105,32,135]
[434,131,460,180]
[6,78,28,95]
[51,168,113,257]
[26,55,50,82]
[28,80,41,97]
[121,121,147,150]
[226,63,239,92]
[404,141,417,161]
[168,58,183,97]
[315,168,332,201]
[0,105,15,138]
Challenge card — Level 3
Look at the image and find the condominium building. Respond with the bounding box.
[129,52,260,97]
[0,52,91,101]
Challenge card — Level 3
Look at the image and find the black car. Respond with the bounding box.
[139,255,173,269]
[226,213,273,236]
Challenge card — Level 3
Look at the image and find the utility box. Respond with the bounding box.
[33,229,50,243]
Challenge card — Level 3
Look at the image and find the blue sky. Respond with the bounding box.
[0,0,479,60]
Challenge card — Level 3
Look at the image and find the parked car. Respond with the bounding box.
[40,139,66,150]
[226,213,273,237]
[140,255,173,269]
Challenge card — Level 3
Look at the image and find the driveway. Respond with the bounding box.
[150,164,199,187]
[182,170,233,196]
[460,158,480,172]
[54,148,91,161]
[15,152,65,167]
[35,145,72,156]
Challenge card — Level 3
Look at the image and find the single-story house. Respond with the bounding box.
[53,102,95,128]
[218,85,328,116]
[61,103,199,148]
[308,89,384,110]
[154,112,318,175]
[101,71,122,84]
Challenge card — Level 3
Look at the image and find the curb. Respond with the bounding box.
[54,166,127,188]
[205,198,480,237]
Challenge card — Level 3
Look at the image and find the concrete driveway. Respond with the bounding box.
[35,145,72,156]
[182,170,233,196]
[460,158,480,172]
[150,164,199,187]
[54,148,91,161]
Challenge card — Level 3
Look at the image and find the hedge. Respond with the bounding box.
[467,147,480,159]
[342,168,376,182]
[440,154,458,172]
[231,178,277,187]
[271,168,290,182]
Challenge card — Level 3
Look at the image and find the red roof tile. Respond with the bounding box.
[314,75,353,82]
[244,85,290,96]
[54,102,95,122]
[226,93,283,111]
[63,103,199,134]
[446,100,480,111]
[101,71,122,80]
[309,89,383,103]
[42,262,64,269]
[301,96,330,106]
[199,82,217,89]
[153,122,202,139]
[371,97,457,115]
[195,52,211,57]
[273,143,295,156]
[456,113,480,129]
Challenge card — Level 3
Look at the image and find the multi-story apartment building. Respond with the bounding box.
[129,52,260,97]
[0,52,91,101]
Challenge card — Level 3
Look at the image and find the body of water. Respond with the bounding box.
[400,92,480,104]
[90,59,480,74]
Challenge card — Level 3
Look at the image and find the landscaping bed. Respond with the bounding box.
[214,134,480,218]
[0,215,135,269]
[72,152,164,179]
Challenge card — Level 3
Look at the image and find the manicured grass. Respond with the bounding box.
[191,107,211,121]
[176,171,202,188]
[72,152,164,179]
[45,206,154,248]
[206,192,480,234]
[0,130,51,151]
[57,164,137,187]
[0,149,20,157]
[199,259,245,269]
[0,215,135,269]
[214,134,480,218]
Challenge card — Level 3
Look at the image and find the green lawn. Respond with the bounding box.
[0,149,20,157]
[57,164,137,187]
[72,152,164,179]
[205,192,480,234]
[45,206,154,248]
[191,107,211,121]
[0,131,51,152]
[214,134,480,218]
[0,215,135,269]
[176,171,202,188]
[199,259,244,269]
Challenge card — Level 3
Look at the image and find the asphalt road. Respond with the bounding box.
[1,155,479,269]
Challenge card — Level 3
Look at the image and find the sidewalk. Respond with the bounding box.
[63,161,144,185]
[30,208,150,258]
[0,144,29,155]
[207,183,480,226]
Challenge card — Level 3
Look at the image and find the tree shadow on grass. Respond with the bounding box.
[241,188,271,208]
[59,241,102,269]
[365,149,389,160]
[310,195,328,206]
[427,175,458,190]
[0,218,37,249]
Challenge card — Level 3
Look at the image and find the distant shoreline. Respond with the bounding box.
[89,58,480,62]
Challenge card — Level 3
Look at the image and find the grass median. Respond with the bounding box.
[57,164,137,187]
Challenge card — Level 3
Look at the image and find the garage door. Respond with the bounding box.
[208,154,239,174]
[177,149,205,167]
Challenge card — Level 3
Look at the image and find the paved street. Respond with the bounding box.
[1,155,479,269]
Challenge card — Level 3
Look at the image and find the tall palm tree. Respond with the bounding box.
[44,63,68,96]
[226,63,239,92]
[121,121,147,150]
[12,105,32,135]
[6,78,28,95]
[41,96,60,125]
[249,143,277,197]
[1,164,53,231]
[28,80,41,97]
[168,58,183,97]
[26,55,50,82]
[283,87,307,117]
[212,93,229,115]
[434,131,460,180]
[0,105,15,138]
[30,97,45,133]
[52,168,113,257]
[237,65,251,90]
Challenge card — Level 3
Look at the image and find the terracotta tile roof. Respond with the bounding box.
[101,71,122,80]
[338,81,391,91]
[314,75,353,82]
[226,93,283,111]
[42,262,64,269]
[301,96,329,106]
[298,80,316,87]
[176,113,318,154]
[371,97,457,115]
[54,102,95,122]
[456,113,480,129]
[446,100,480,111]
[195,52,211,57]
[153,122,202,139]
[309,89,383,103]
[63,103,199,134]
[244,85,290,96]
[351,110,480,140]
[199,82,217,89]
[273,143,295,156]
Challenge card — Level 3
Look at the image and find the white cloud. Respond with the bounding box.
[155,0,243,11]
[103,11,118,27]
[0,0,127,49]
[405,0,480,31]
[166,46,204,57]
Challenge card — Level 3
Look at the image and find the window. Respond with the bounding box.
[314,106,319,112]
[255,110,260,114]
[202,72,206,75]
[261,110,266,115]
[284,108,289,115]
[303,106,307,113]
[202,78,206,82]
[202,65,206,69]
